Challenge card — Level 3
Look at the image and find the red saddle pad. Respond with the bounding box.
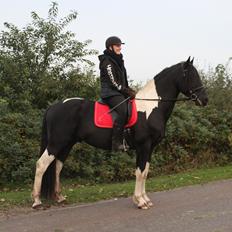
[94,99,138,128]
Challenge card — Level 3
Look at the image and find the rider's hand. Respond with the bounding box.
[122,87,136,99]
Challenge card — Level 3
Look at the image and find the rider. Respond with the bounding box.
[98,36,136,151]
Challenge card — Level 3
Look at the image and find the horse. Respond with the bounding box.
[32,57,208,210]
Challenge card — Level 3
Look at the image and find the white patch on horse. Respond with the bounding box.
[32,149,55,208]
[55,160,63,193]
[135,79,160,119]
[133,162,150,208]
[141,163,153,206]
[134,162,150,196]
[55,160,66,203]
[63,97,84,103]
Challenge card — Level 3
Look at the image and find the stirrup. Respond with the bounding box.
[123,138,130,151]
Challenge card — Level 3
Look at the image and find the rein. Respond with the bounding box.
[135,97,190,102]
[135,86,205,102]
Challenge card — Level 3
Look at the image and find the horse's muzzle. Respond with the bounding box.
[195,96,208,106]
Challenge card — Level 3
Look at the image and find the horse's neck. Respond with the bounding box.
[135,77,179,121]
[155,77,179,122]
[159,98,177,123]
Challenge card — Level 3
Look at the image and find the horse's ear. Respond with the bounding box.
[184,56,191,69]
[190,57,194,64]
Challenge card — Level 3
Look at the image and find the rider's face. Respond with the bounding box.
[111,44,122,54]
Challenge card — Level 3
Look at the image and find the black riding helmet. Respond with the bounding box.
[105,36,125,49]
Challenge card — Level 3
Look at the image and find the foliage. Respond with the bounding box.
[0,99,41,184]
[0,2,98,110]
[0,2,231,184]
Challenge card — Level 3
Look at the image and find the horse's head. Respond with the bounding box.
[177,57,208,106]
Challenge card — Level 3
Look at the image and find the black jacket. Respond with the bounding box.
[98,53,129,98]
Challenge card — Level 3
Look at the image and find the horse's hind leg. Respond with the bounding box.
[32,149,55,208]
[53,142,75,203]
[54,159,66,203]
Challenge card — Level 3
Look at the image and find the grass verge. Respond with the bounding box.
[1,164,232,211]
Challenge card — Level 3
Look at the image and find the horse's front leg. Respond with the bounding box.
[133,162,151,209]
[141,164,153,207]
[133,141,152,209]
[139,133,163,207]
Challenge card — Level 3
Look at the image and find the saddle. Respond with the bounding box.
[94,99,138,128]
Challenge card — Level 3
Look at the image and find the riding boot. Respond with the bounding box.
[111,123,125,152]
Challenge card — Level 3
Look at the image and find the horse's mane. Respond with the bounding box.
[139,62,184,91]
[153,62,182,81]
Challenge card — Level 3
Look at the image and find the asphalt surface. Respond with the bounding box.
[1,179,232,232]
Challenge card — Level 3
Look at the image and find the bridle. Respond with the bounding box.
[135,63,205,103]
[182,63,205,103]
[188,85,205,102]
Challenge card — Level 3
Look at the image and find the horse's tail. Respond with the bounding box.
[39,110,49,156]
[40,109,56,199]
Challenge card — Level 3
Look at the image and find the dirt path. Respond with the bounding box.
[1,179,232,232]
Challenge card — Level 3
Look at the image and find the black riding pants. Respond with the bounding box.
[103,95,128,127]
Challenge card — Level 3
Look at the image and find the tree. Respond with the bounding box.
[0,2,98,109]
[201,58,232,111]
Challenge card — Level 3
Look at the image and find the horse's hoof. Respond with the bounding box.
[146,200,153,207]
[57,197,66,204]
[138,204,149,210]
[132,195,139,205]
[32,202,42,209]
[54,194,66,204]
[133,195,150,209]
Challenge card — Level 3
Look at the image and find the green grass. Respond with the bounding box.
[1,164,232,211]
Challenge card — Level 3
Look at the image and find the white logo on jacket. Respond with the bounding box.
[106,64,122,90]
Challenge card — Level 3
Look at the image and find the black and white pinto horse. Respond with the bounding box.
[32,57,208,209]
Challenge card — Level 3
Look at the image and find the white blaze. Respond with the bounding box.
[135,79,160,119]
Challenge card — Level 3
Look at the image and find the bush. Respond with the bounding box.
[63,143,135,184]
[0,2,231,185]
[151,103,232,174]
[0,99,41,184]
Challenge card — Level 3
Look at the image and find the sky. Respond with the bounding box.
[0,0,231,83]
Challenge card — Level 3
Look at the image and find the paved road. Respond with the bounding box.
[1,179,232,232]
